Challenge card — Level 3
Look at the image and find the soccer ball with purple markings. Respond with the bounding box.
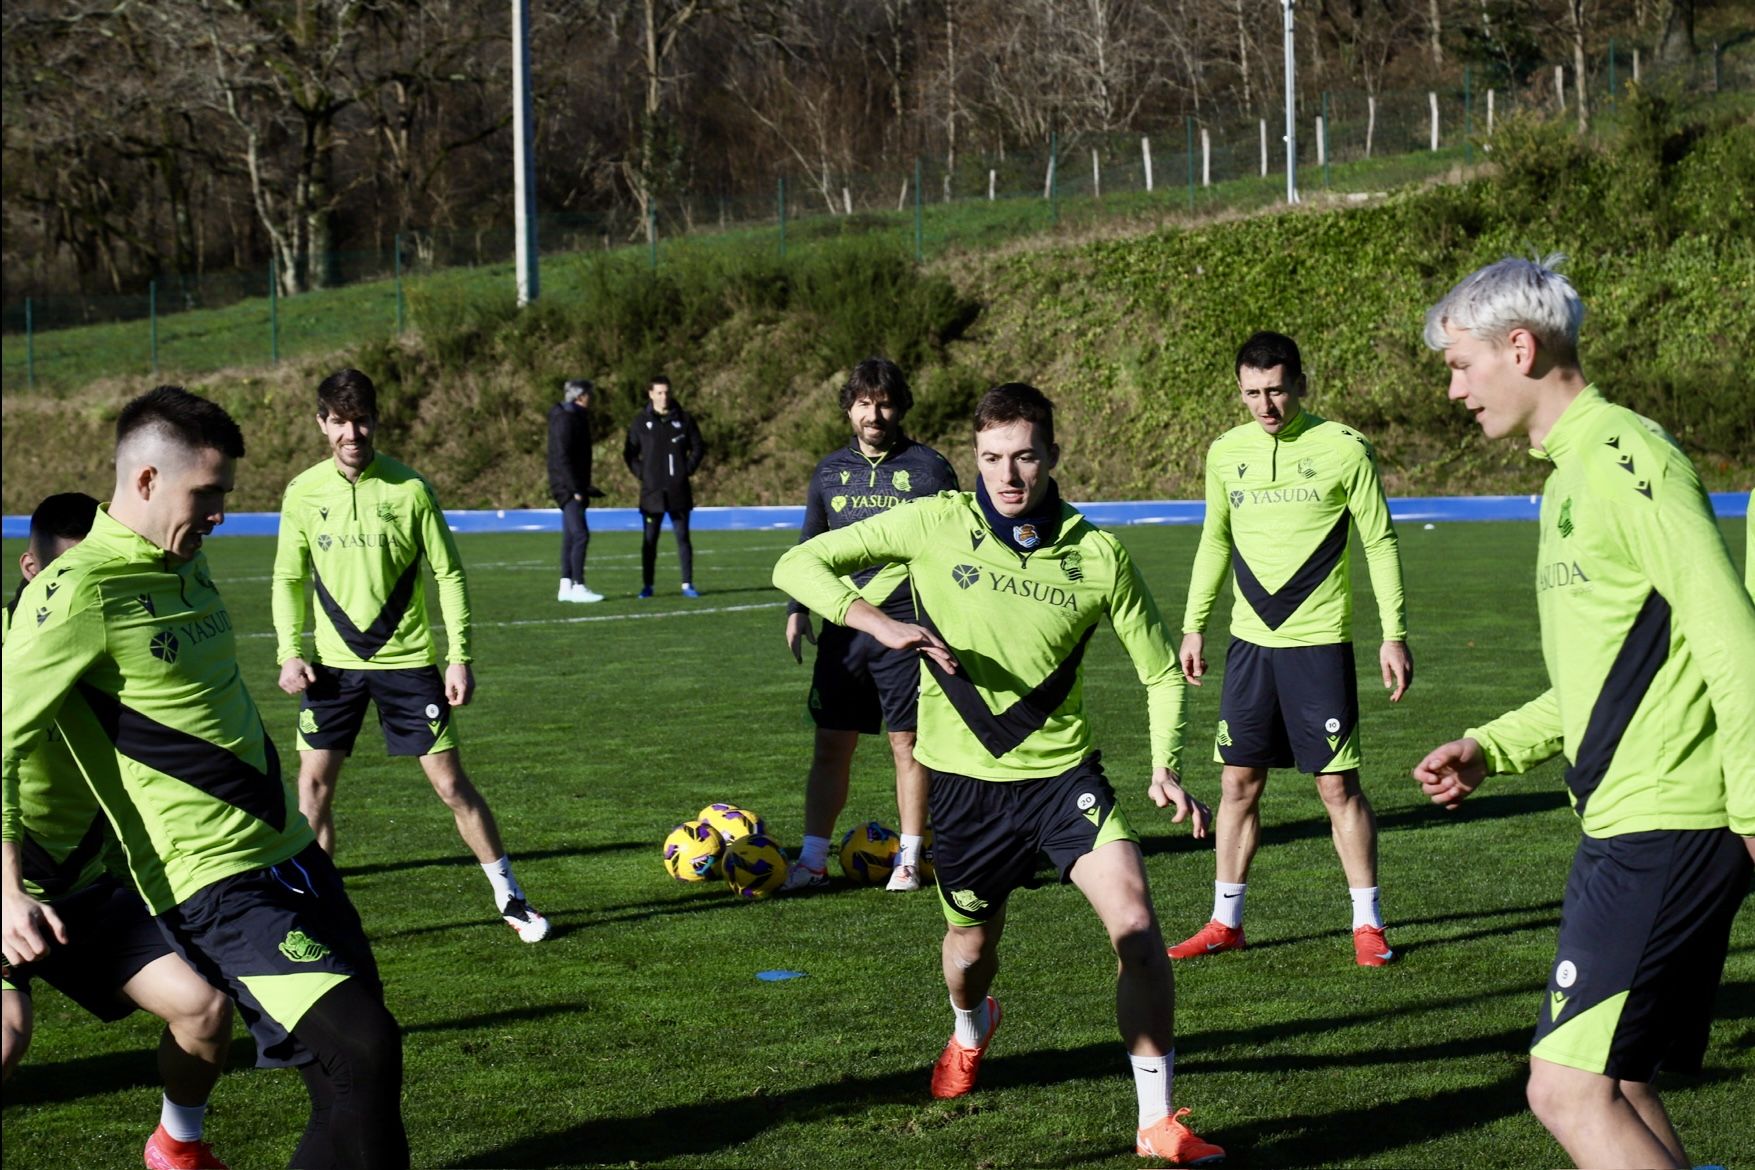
[697,802,764,844]
[662,820,725,882]
[723,833,789,899]
[837,821,900,885]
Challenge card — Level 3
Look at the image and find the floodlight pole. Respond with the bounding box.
[513,0,539,305]
[1283,0,1299,205]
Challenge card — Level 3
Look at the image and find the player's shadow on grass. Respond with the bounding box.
[7,1038,262,1107]
[338,842,642,879]
[1233,897,1564,959]
[368,888,733,943]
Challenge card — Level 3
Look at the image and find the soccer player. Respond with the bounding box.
[1167,331,1411,968]
[1,386,408,1169]
[548,378,605,603]
[623,374,706,598]
[780,358,959,894]
[2,492,234,1170]
[273,368,551,942]
[774,383,1225,1163]
[1413,256,1754,1170]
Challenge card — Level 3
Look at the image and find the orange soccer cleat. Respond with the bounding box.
[1352,924,1395,967]
[1136,1107,1226,1164]
[1166,920,1245,960]
[144,1126,229,1170]
[929,996,1002,1099]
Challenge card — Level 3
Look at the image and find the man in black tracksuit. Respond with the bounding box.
[622,375,706,598]
[548,379,603,603]
[780,357,960,893]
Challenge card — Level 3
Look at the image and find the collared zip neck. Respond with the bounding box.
[1528,384,1604,467]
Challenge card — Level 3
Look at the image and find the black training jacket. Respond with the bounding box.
[622,404,706,513]
[547,402,595,503]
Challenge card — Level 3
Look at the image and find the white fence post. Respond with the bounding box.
[1487,89,1495,137]
[897,178,908,211]
[1315,116,1325,167]
[1201,128,1211,186]
[1142,136,1154,192]
[988,169,996,201]
[1259,118,1268,177]
[1366,95,1376,158]
[1633,48,1641,83]
[943,173,951,203]
[1043,153,1054,199]
[1555,65,1566,110]
[1429,91,1440,150]
[842,186,852,215]
[1092,148,1101,198]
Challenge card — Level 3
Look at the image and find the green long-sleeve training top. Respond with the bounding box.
[774,491,1187,781]
[1183,411,1407,647]
[2,508,313,914]
[273,454,472,669]
[1465,387,1755,838]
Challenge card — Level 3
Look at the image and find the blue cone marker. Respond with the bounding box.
[756,970,807,981]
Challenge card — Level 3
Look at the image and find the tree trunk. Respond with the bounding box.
[1658,0,1695,66]
[1428,0,1444,68]
[1568,0,1589,131]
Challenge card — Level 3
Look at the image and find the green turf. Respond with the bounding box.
[2,520,1750,1168]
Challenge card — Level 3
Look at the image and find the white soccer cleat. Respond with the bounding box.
[570,583,605,603]
[501,897,552,943]
[780,862,830,894]
[885,863,922,892]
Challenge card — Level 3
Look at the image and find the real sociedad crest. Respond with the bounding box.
[1012,523,1039,549]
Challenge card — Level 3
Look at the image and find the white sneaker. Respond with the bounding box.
[885,863,922,892]
[780,863,830,894]
[501,897,552,943]
[571,583,604,603]
[558,580,574,602]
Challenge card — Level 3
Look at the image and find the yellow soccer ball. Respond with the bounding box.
[697,802,764,844]
[837,821,900,885]
[662,820,725,882]
[723,833,789,899]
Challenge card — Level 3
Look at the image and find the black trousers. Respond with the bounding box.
[559,497,591,580]
[641,507,693,587]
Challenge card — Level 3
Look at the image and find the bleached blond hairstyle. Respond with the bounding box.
[1423,254,1584,359]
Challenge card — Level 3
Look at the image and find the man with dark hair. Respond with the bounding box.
[780,358,959,894]
[4,491,236,1170]
[1415,257,1753,1168]
[1167,330,1412,968]
[273,367,550,942]
[774,382,1224,1163]
[623,374,706,598]
[1,386,409,1169]
[548,379,604,604]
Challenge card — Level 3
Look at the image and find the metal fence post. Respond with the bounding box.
[1465,68,1473,166]
[913,157,924,262]
[777,177,787,259]
[1049,131,1059,224]
[1608,40,1617,104]
[1185,119,1195,211]
[1321,92,1331,188]
[649,206,658,271]
[394,233,406,335]
[25,297,34,389]
[150,280,159,375]
[269,257,279,364]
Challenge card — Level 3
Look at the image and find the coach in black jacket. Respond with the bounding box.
[548,379,604,603]
[622,375,706,598]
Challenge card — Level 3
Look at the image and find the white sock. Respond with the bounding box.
[482,856,523,908]
[952,995,990,1048]
[798,834,831,871]
[898,833,924,868]
[1130,1051,1175,1128]
[1350,886,1383,930]
[1212,882,1246,929]
[160,1096,207,1142]
[560,578,572,589]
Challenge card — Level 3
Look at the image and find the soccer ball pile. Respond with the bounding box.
[837,821,899,884]
[661,803,789,899]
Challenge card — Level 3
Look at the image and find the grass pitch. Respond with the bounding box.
[2,520,1750,1168]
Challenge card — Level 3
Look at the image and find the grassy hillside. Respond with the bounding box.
[3,92,1749,514]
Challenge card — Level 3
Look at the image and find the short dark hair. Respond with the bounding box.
[1235,331,1303,383]
[28,492,99,561]
[116,385,246,459]
[650,374,672,390]
[974,382,1054,447]
[317,368,378,420]
[839,357,913,416]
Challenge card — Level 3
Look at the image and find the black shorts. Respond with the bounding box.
[155,843,380,1068]
[3,876,168,1022]
[296,663,457,757]
[1215,639,1361,773]
[1530,827,1750,1081]
[808,620,921,734]
[928,752,1138,926]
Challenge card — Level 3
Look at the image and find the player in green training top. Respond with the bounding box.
[1167,331,1412,968]
[1414,256,1755,1170]
[1,387,408,1169]
[774,383,1225,1165]
[3,492,236,1170]
[273,368,550,943]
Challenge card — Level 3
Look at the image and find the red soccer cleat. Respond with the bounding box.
[929,995,1002,1099]
[1136,1107,1226,1164]
[144,1125,229,1170]
[1167,920,1245,960]
[1353,924,1395,967]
